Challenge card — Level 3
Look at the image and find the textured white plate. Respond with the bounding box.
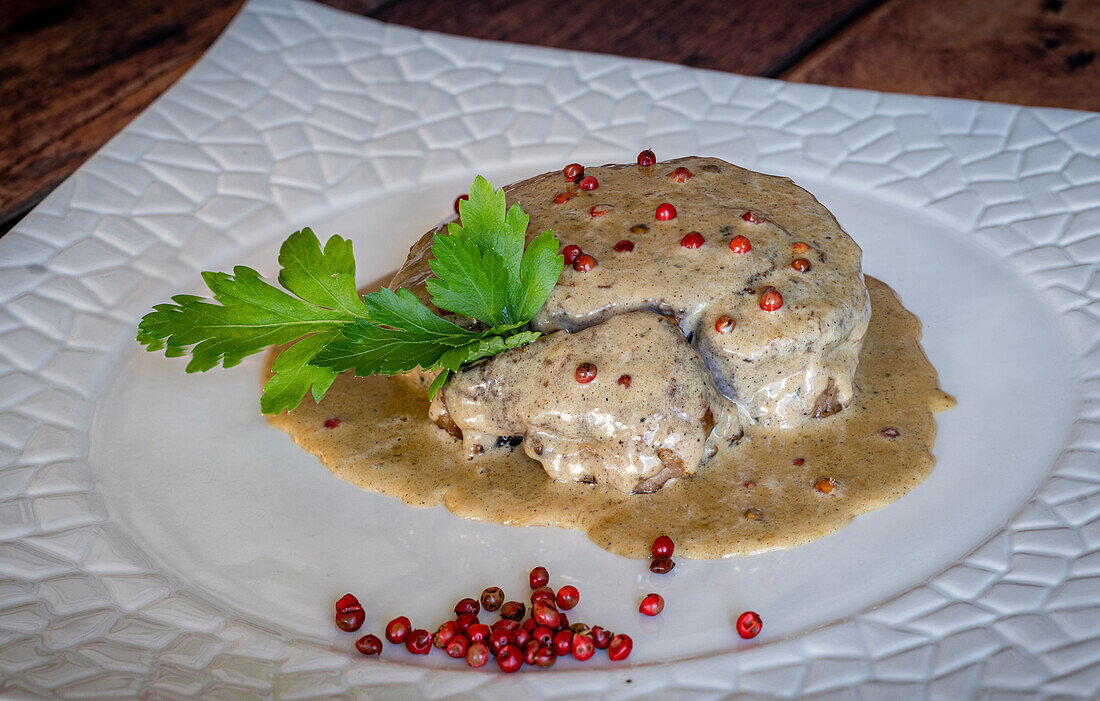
[2,0,1099,697]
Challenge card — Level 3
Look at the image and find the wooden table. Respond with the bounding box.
[3,0,1098,234]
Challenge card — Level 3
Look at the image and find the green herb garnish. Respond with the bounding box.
[137,176,563,413]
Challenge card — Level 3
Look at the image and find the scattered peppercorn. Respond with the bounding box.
[681,231,705,248]
[562,244,582,264]
[496,644,523,672]
[815,477,836,494]
[670,167,693,183]
[736,611,762,639]
[455,612,478,633]
[335,593,365,632]
[655,203,677,220]
[608,633,633,661]
[729,235,751,254]
[530,585,555,606]
[533,644,556,668]
[614,239,635,252]
[530,623,554,646]
[760,287,783,312]
[466,623,490,644]
[334,610,364,632]
[437,622,460,649]
[335,593,360,612]
[556,585,580,610]
[514,625,531,649]
[532,603,558,629]
[553,629,573,656]
[480,587,505,612]
[573,254,597,272]
[579,176,599,191]
[715,316,735,333]
[650,556,675,574]
[651,535,675,558]
[572,633,595,660]
[454,194,468,214]
[466,641,489,667]
[575,362,598,384]
[500,601,526,621]
[529,566,549,589]
[522,639,539,665]
[792,258,811,272]
[743,211,763,223]
[454,598,480,616]
[385,616,410,643]
[639,593,665,616]
[446,635,470,658]
[488,627,513,655]
[589,626,611,649]
[355,634,382,655]
[338,553,767,670]
[617,374,632,388]
[637,149,656,166]
[405,629,431,655]
[563,163,584,182]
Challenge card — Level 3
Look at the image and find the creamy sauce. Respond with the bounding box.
[436,311,743,494]
[267,277,954,558]
[393,157,872,429]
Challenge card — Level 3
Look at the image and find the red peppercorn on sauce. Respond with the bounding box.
[266,157,954,558]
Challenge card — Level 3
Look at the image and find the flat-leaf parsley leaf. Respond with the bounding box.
[136,178,563,413]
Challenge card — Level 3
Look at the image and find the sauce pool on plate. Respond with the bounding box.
[266,276,954,558]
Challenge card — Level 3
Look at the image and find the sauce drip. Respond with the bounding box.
[267,277,953,558]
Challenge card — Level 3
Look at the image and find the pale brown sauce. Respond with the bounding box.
[267,277,954,558]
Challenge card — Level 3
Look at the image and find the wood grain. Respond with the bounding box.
[0,0,240,229]
[373,0,878,77]
[783,0,1100,110]
[3,0,1099,235]
[0,0,387,232]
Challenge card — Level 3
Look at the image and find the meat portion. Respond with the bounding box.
[395,156,873,493]
[429,312,742,494]
[394,156,872,428]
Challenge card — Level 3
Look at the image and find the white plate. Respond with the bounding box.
[1,0,1098,697]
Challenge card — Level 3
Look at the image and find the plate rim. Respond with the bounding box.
[2,0,1099,696]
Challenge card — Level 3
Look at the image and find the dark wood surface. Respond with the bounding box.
[786,0,1100,110]
[2,0,1098,234]
[373,0,880,77]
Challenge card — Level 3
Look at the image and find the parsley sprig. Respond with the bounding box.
[137,176,563,414]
